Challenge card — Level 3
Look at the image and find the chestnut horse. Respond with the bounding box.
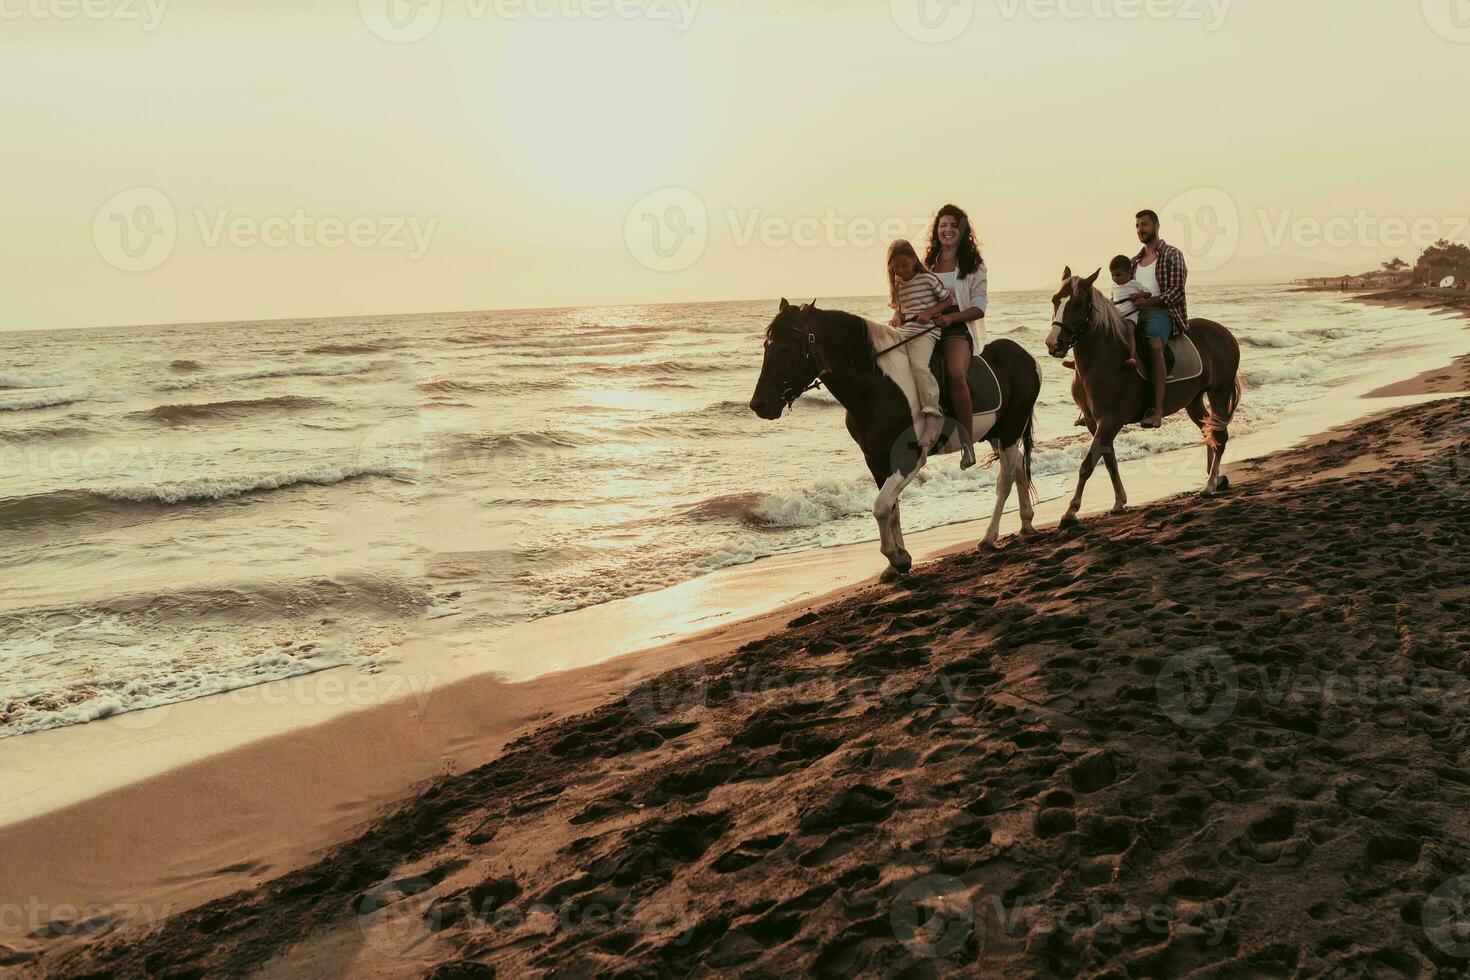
[1045,268,1242,526]
[750,300,1041,581]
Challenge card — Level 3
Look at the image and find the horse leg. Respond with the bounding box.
[1101,442,1127,514]
[1203,385,1233,495]
[1012,442,1037,536]
[875,468,921,580]
[1061,420,1123,527]
[980,444,1015,550]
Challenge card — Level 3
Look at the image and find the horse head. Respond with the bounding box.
[750,298,823,419]
[1046,266,1101,359]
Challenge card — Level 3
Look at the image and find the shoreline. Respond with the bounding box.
[3,292,1469,967]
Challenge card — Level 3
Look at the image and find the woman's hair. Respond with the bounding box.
[925,204,985,279]
[886,239,927,310]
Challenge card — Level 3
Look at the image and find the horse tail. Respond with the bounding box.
[1202,376,1242,450]
[1023,409,1038,505]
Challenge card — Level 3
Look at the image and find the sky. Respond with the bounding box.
[2,0,1468,331]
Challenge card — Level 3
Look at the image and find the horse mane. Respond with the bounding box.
[1088,283,1134,349]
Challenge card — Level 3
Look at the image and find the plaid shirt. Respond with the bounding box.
[1134,239,1189,335]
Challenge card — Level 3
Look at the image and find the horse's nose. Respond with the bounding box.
[749,396,770,417]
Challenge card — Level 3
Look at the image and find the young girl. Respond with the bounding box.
[886,240,954,432]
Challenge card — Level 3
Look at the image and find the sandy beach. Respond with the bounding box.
[4,294,1470,977]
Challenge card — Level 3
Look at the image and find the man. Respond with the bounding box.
[1131,210,1189,429]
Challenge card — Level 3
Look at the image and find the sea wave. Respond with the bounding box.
[418,377,567,394]
[455,429,598,456]
[0,464,399,528]
[129,395,330,425]
[0,371,74,389]
[0,391,87,412]
[170,360,205,373]
[156,361,378,391]
[306,343,387,355]
[1239,333,1299,348]
[0,423,94,444]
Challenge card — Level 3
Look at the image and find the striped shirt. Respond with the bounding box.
[895,272,952,322]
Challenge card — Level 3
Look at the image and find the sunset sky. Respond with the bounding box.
[2,0,1467,331]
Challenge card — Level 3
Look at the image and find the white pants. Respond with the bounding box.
[899,323,942,418]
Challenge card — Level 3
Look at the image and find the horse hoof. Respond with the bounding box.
[1059,513,1081,529]
[879,566,906,584]
[1215,475,1231,492]
[978,539,999,552]
[1110,504,1128,516]
[1018,525,1038,540]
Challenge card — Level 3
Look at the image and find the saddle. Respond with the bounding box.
[931,345,1003,442]
[1132,327,1203,385]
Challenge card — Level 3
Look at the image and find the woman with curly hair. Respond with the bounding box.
[924,203,988,469]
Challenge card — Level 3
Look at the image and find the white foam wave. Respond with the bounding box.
[0,371,74,389]
[0,391,87,412]
[96,463,399,506]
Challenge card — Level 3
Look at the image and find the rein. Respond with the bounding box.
[773,308,939,413]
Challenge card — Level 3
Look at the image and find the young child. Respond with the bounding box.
[886,240,954,427]
[1110,254,1152,368]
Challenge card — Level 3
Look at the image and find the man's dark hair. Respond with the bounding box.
[1110,254,1134,274]
[1136,209,1160,224]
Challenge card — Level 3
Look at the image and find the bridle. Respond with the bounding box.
[1049,290,1089,358]
[768,307,828,413]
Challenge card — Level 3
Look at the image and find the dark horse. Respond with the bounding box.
[1046,268,1242,526]
[750,300,1042,581]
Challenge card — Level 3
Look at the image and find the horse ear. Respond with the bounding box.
[779,298,790,312]
[1084,268,1102,287]
[809,299,818,310]
[1062,266,1073,280]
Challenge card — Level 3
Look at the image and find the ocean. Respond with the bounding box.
[0,286,1434,737]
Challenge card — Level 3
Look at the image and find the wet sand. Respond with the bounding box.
[4,299,1470,976]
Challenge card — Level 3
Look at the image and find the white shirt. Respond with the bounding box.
[1112,279,1148,324]
[935,270,958,293]
[1136,258,1160,297]
[932,261,988,350]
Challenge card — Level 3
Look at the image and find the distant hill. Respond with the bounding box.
[1193,252,1365,286]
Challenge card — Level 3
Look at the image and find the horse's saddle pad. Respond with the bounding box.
[932,347,1003,418]
[1133,331,1203,384]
